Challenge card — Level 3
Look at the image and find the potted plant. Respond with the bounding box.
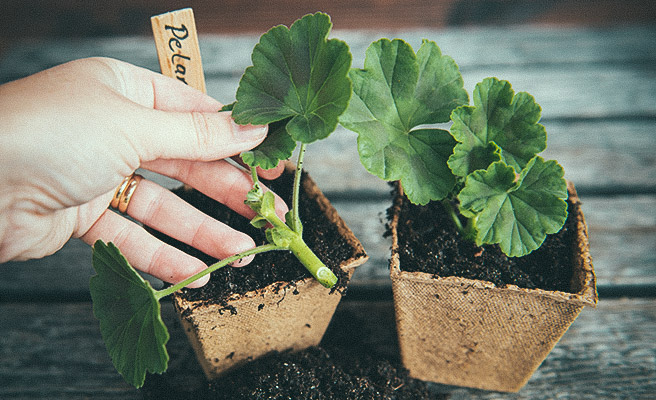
[339,38,597,392]
[168,162,368,380]
[89,12,368,388]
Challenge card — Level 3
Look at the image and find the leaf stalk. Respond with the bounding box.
[154,244,283,299]
[291,143,307,234]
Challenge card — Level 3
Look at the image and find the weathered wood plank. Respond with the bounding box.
[1,195,654,297]
[0,302,140,399]
[2,299,652,399]
[1,29,655,122]
[2,26,654,79]
[445,298,656,399]
[3,44,654,121]
[303,119,656,196]
[541,120,656,192]
[578,196,656,287]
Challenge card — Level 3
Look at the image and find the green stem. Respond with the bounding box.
[291,143,307,234]
[259,201,337,288]
[442,199,464,234]
[250,165,259,187]
[260,202,289,230]
[154,244,283,299]
[288,233,337,288]
[463,218,477,241]
[442,200,477,241]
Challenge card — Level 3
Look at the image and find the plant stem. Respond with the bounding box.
[442,200,478,241]
[442,199,464,234]
[291,143,307,233]
[154,244,283,299]
[250,165,259,187]
[258,197,337,288]
[463,218,477,241]
[288,233,337,288]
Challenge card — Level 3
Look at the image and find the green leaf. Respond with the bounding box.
[232,12,352,144]
[245,189,278,221]
[220,102,234,112]
[340,38,468,205]
[240,118,297,170]
[448,77,547,177]
[245,182,264,206]
[250,215,269,228]
[285,209,302,233]
[90,241,169,388]
[266,227,296,248]
[457,157,568,257]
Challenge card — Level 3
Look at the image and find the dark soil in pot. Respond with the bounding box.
[389,185,579,293]
[152,169,360,311]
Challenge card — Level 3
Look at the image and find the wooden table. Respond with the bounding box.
[1,26,655,399]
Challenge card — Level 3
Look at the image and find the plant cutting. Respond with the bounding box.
[90,12,368,388]
[340,38,597,391]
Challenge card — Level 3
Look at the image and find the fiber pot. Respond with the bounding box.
[172,165,368,380]
[389,181,597,392]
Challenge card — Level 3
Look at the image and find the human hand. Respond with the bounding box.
[0,57,287,287]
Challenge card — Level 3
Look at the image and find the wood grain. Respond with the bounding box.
[151,8,207,92]
[1,299,653,399]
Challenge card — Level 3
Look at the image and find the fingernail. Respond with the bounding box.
[232,120,267,141]
[231,254,255,267]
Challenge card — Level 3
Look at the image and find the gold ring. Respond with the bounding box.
[110,174,143,213]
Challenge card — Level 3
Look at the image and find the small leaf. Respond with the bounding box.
[285,209,302,233]
[245,182,264,206]
[448,77,547,177]
[458,157,568,257]
[341,39,468,205]
[90,241,169,388]
[232,12,352,144]
[267,227,296,248]
[240,118,297,170]
[246,189,278,222]
[250,215,268,228]
[220,102,235,112]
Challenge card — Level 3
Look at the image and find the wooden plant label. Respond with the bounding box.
[151,8,206,93]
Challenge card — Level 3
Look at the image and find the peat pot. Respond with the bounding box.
[389,181,597,392]
[172,166,368,379]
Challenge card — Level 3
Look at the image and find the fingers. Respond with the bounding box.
[126,179,257,267]
[81,159,289,287]
[142,158,289,221]
[88,57,269,162]
[232,157,286,180]
[132,110,269,162]
[256,165,285,180]
[80,210,211,288]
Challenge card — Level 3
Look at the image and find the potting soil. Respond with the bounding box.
[390,186,578,293]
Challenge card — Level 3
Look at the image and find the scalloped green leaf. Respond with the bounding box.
[240,118,296,169]
[231,12,352,145]
[90,241,169,388]
[457,157,568,257]
[448,77,547,177]
[340,38,468,205]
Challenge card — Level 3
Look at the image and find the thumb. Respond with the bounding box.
[96,57,268,161]
[131,109,268,162]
